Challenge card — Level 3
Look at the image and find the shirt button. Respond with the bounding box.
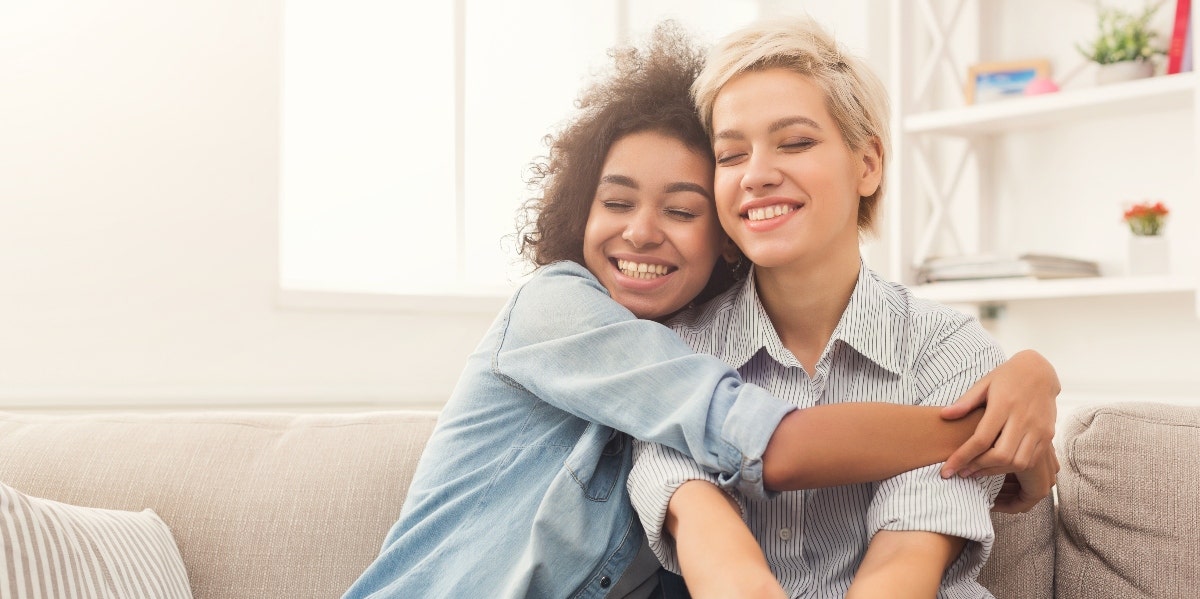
[599,576,611,589]
[778,527,793,541]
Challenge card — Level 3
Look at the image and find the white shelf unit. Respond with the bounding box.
[887,0,1199,313]
[904,72,1196,136]
[915,274,1197,303]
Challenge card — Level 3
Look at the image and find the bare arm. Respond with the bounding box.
[845,530,964,599]
[666,481,785,599]
[760,349,1059,506]
[762,404,984,491]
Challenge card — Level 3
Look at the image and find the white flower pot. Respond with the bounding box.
[1096,61,1155,85]
[1127,235,1169,276]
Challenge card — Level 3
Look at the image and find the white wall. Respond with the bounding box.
[3,0,1194,413]
[0,0,500,411]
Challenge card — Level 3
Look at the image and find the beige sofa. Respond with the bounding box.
[0,403,1196,598]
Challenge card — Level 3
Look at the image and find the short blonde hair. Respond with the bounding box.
[692,15,891,232]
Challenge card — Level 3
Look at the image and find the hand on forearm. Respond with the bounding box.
[940,349,1059,478]
[666,480,785,599]
[762,404,983,491]
[846,530,964,599]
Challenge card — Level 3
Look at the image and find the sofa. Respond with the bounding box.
[0,402,1196,598]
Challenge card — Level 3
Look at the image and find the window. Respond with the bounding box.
[280,0,761,298]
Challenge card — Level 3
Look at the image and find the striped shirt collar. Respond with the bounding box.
[722,261,905,376]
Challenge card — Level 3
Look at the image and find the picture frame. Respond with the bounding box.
[965,59,1051,104]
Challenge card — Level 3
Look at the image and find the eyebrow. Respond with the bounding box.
[713,115,823,141]
[666,181,714,201]
[599,174,638,189]
[599,174,712,201]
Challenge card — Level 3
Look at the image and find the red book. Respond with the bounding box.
[1168,0,1192,74]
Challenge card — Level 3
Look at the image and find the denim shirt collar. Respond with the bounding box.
[723,261,905,376]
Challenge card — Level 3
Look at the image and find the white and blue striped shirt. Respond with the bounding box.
[628,263,1005,599]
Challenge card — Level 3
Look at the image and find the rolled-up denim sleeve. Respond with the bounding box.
[493,262,794,497]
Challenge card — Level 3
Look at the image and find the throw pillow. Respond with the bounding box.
[1,480,192,598]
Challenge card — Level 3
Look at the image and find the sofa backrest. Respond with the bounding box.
[0,410,439,599]
[979,495,1056,599]
[1055,402,1200,599]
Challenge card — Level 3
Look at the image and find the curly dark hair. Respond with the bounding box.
[516,22,714,270]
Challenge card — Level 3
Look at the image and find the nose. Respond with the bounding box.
[621,208,665,248]
[741,150,783,192]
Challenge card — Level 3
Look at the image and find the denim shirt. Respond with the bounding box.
[343,261,794,599]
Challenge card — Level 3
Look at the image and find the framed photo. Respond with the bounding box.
[965,59,1051,104]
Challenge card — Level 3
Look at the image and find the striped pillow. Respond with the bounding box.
[1,481,192,598]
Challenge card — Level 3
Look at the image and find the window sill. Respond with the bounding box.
[276,287,512,315]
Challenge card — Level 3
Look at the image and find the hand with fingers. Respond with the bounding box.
[937,349,1061,513]
[993,449,1060,513]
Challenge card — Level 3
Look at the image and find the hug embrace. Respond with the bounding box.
[345,14,1059,599]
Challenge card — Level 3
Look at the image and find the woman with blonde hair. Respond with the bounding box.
[629,15,1056,598]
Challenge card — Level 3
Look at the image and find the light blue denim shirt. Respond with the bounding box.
[343,261,795,599]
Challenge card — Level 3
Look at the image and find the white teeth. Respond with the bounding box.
[747,204,797,221]
[617,260,671,279]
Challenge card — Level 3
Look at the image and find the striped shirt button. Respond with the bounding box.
[778,527,793,541]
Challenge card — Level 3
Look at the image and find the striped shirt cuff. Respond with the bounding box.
[628,439,747,573]
[867,464,1004,589]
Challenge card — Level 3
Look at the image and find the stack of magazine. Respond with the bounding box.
[917,253,1100,284]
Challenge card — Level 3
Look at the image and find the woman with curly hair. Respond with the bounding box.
[343,22,1057,599]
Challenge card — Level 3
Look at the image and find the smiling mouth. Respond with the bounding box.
[745,204,799,221]
[614,259,675,280]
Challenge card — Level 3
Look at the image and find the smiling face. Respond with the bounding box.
[710,68,881,272]
[582,130,725,319]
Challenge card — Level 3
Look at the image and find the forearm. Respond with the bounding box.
[846,530,965,599]
[762,404,983,491]
[666,481,785,599]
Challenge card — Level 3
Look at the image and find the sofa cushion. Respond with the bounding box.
[1,480,192,598]
[1056,402,1200,599]
[0,411,439,599]
[978,494,1055,599]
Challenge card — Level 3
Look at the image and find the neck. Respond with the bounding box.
[754,244,861,374]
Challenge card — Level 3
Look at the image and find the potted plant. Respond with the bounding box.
[1077,2,1166,84]
[1123,200,1170,275]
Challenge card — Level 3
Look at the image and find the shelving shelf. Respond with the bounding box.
[904,72,1197,137]
[912,275,1197,304]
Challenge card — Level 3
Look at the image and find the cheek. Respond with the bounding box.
[713,175,740,212]
[684,220,727,270]
[581,207,605,252]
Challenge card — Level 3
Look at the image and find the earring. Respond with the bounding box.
[729,256,749,279]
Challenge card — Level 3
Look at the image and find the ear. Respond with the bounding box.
[720,236,742,264]
[856,136,883,198]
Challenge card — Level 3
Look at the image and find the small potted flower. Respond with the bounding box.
[1123,200,1170,235]
[1077,2,1166,84]
[1123,200,1170,275]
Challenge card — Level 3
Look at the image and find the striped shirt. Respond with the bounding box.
[627,263,1005,599]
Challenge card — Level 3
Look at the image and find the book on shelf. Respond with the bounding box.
[917,253,1100,284]
[1168,0,1192,74]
